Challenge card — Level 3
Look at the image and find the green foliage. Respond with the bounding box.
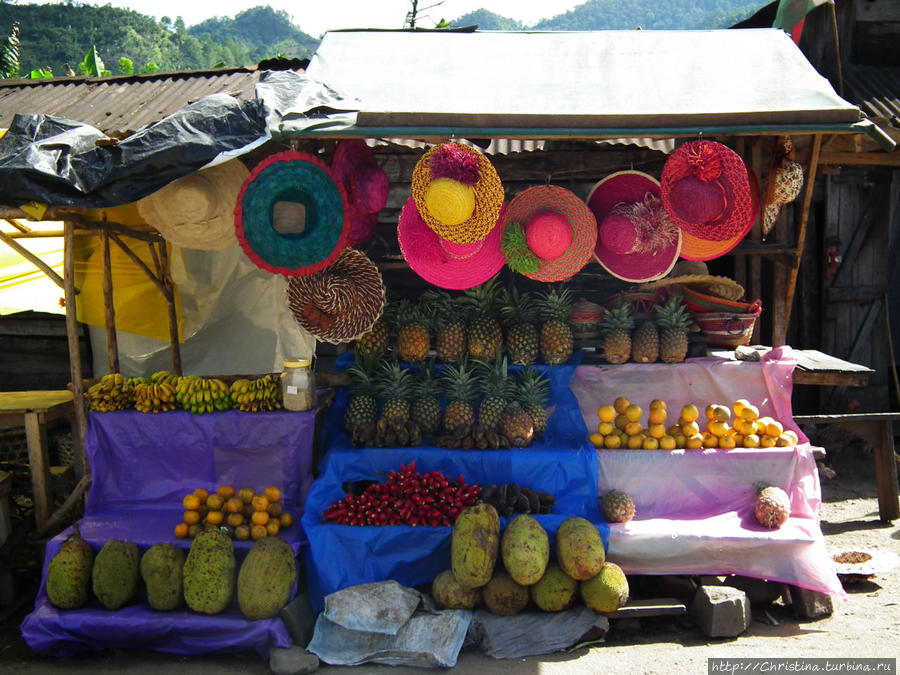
[531,0,765,30]
[29,67,52,78]
[451,10,524,30]
[188,7,318,61]
[118,56,133,76]
[1,21,19,79]
[139,61,160,75]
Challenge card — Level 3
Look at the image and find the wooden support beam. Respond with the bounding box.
[108,233,168,296]
[157,241,182,375]
[101,231,119,374]
[0,229,70,292]
[63,222,89,478]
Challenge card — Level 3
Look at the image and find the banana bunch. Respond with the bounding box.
[229,374,283,412]
[133,381,178,414]
[84,373,134,412]
[175,375,231,415]
[150,370,181,389]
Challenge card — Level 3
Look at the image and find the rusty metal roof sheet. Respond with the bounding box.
[842,65,900,129]
[0,66,271,137]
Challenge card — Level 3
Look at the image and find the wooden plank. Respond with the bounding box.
[794,413,900,423]
[24,411,52,528]
[873,418,900,522]
[101,231,119,374]
[792,370,871,387]
[827,285,888,302]
[158,241,182,376]
[64,221,89,477]
[0,390,74,414]
[784,134,821,334]
[0,229,68,291]
[605,598,686,619]
[792,349,875,374]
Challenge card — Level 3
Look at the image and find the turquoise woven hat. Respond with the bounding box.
[234,150,350,276]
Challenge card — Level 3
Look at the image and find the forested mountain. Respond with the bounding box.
[451,10,524,31]
[530,0,765,30]
[188,7,318,64]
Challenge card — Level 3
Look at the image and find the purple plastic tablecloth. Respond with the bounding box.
[22,409,316,657]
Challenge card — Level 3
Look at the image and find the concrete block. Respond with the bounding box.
[724,575,784,605]
[690,585,751,638]
[279,591,316,647]
[269,646,319,675]
[788,585,834,619]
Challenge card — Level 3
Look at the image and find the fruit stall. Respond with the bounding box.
[1,27,896,661]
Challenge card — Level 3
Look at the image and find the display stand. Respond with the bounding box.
[22,408,317,657]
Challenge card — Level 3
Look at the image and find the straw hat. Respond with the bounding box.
[587,170,682,283]
[639,260,745,301]
[411,142,504,244]
[331,140,390,245]
[286,248,385,343]
[136,160,249,250]
[234,150,350,277]
[397,197,506,290]
[660,140,755,242]
[500,185,598,283]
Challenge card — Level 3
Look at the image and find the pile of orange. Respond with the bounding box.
[174,484,293,540]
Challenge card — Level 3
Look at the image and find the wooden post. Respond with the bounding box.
[749,138,763,344]
[157,241,182,375]
[63,222,89,478]
[101,231,119,373]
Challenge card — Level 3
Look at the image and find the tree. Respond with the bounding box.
[117,56,133,75]
[1,22,19,78]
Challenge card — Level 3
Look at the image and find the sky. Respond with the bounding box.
[21,1,581,36]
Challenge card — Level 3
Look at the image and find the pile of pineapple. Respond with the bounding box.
[588,397,800,450]
[601,296,694,365]
[343,356,552,450]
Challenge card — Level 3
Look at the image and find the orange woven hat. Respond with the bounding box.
[411,142,504,244]
[500,185,598,283]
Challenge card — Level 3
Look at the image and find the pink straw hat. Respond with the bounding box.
[500,185,597,283]
[588,171,682,283]
[660,140,754,242]
[331,140,390,246]
[397,197,506,290]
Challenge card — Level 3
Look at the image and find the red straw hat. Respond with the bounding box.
[660,140,754,242]
[331,140,390,246]
[397,197,506,290]
[679,161,761,261]
[500,185,597,283]
[588,171,681,283]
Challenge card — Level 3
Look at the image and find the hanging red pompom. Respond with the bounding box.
[429,143,481,185]
[683,141,723,182]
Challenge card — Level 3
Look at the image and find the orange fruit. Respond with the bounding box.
[743,433,761,448]
[603,434,622,449]
[237,487,255,505]
[765,420,784,438]
[279,512,293,528]
[264,486,281,503]
[659,434,677,450]
[183,494,201,510]
[674,433,687,448]
[681,420,701,437]
[648,407,667,425]
[614,413,629,431]
[187,523,202,539]
[782,429,799,444]
[588,432,604,448]
[193,487,210,502]
[776,433,794,447]
[225,497,244,513]
[267,501,283,518]
[648,423,666,439]
[685,434,704,450]
[705,404,718,421]
[234,525,251,541]
[668,424,683,437]
[613,396,630,414]
[174,522,189,538]
[183,510,200,525]
[626,434,645,449]
[759,434,777,448]
[252,495,270,512]
[597,405,616,423]
[226,512,244,528]
[733,398,751,417]
[624,421,643,437]
[641,436,659,450]
[624,404,643,423]
[701,432,719,448]
[205,494,224,511]
[265,520,280,537]
[707,420,729,437]
[740,404,760,422]
[649,399,667,410]
[680,403,700,423]
[251,510,270,526]
[718,434,737,449]
[251,524,268,540]
[597,422,614,436]
[205,510,224,525]
[217,485,235,500]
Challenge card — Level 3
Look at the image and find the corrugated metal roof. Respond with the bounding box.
[842,65,900,129]
[0,66,274,137]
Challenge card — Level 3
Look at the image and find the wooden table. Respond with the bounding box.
[0,391,76,528]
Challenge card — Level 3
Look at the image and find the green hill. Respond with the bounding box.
[533,0,765,30]
[188,7,318,63]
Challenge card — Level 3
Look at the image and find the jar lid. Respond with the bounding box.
[283,358,312,368]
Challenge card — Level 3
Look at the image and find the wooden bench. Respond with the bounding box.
[793,412,900,522]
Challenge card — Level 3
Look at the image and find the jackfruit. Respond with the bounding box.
[92,539,140,610]
[431,569,481,609]
[482,571,529,615]
[581,561,629,613]
[140,543,185,611]
[183,529,236,614]
[556,517,606,581]
[237,536,297,620]
[501,514,549,586]
[46,523,94,610]
[530,562,579,612]
[451,503,500,590]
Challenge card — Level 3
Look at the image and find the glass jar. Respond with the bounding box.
[281,358,316,411]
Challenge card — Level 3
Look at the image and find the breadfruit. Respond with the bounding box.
[140,543,185,611]
[581,561,629,613]
[482,571,529,615]
[46,523,94,610]
[556,517,606,581]
[501,514,549,586]
[451,503,500,590]
[183,529,236,614]
[530,562,579,612]
[237,536,297,620]
[432,569,481,609]
[91,539,140,610]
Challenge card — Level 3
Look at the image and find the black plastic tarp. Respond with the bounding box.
[0,93,268,209]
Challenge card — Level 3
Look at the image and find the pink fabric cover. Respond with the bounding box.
[570,346,845,598]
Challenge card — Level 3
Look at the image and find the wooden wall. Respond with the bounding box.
[0,311,92,391]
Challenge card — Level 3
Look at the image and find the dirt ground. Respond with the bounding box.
[1,442,898,675]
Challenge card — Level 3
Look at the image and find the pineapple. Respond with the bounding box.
[376,360,413,426]
[602,300,635,365]
[753,482,791,529]
[391,298,431,364]
[477,355,516,431]
[631,319,659,364]
[355,317,388,359]
[428,291,469,364]
[411,360,443,437]
[500,287,539,366]
[441,361,481,432]
[499,402,535,448]
[463,278,504,362]
[601,489,635,524]
[654,296,692,364]
[537,285,575,365]
[517,366,551,438]
[342,354,379,434]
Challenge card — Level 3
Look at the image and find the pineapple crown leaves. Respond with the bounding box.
[601,298,635,335]
[499,286,538,326]
[753,481,773,495]
[345,353,380,395]
[462,276,502,316]
[390,297,433,331]
[654,295,693,332]
[413,359,443,398]
[476,354,516,399]
[537,284,575,322]
[516,365,551,407]
[440,360,482,403]
[501,222,541,274]
[422,289,470,327]
[375,360,415,400]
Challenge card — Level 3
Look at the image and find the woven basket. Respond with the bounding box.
[0,428,28,464]
[694,312,759,347]
[604,290,662,321]
[682,286,762,316]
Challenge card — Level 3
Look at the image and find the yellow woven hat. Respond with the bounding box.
[411,142,504,244]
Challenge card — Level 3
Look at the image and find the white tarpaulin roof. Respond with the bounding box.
[305,28,864,133]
